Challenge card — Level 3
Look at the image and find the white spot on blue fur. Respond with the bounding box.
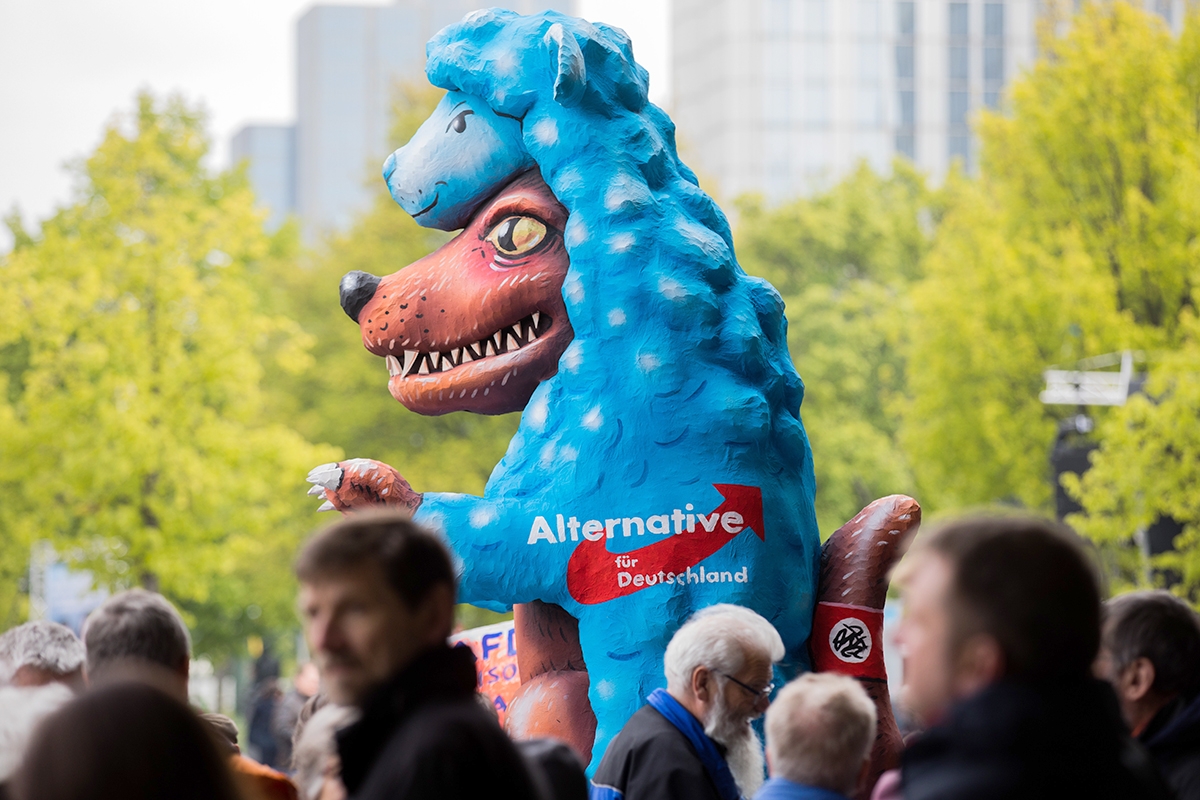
[492,49,517,76]
[557,167,584,194]
[562,341,584,373]
[582,406,604,430]
[637,352,661,373]
[604,172,651,212]
[607,231,635,253]
[469,505,498,529]
[532,118,558,147]
[658,276,689,301]
[565,274,585,304]
[608,308,627,327]
[539,442,556,468]
[559,444,579,462]
[421,511,446,536]
[527,391,549,432]
[596,679,616,700]
[565,217,588,247]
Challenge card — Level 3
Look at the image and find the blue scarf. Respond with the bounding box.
[646,688,744,800]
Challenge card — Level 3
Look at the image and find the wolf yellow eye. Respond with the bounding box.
[487,216,547,257]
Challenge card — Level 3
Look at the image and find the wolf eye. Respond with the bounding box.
[448,109,474,133]
[486,216,547,258]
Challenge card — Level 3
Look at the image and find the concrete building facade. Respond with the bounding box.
[671,0,1192,205]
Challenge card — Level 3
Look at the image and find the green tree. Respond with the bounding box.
[1064,8,1200,598]
[736,162,932,535]
[902,2,1200,597]
[0,94,339,655]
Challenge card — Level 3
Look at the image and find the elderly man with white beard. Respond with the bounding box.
[590,604,784,800]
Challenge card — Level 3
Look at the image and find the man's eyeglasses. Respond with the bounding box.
[713,670,775,702]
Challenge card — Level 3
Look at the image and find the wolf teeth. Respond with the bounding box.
[389,312,552,379]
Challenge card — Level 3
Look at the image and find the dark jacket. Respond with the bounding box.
[901,678,1171,800]
[336,644,542,800]
[590,693,727,800]
[1141,692,1200,800]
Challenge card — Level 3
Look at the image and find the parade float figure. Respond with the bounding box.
[308,9,919,793]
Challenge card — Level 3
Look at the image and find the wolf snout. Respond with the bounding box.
[340,270,381,322]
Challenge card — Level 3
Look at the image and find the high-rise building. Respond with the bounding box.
[231,125,296,232]
[232,0,574,240]
[671,0,1189,205]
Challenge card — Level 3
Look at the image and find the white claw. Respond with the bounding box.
[307,485,326,497]
[307,463,343,489]
[316,501,336,512]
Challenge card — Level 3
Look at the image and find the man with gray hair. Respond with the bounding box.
[0,620,86,692]
[757,673,876,800]
[591,604,785,800]
[82,588,192,699]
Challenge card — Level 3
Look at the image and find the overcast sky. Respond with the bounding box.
[0,0,669,252]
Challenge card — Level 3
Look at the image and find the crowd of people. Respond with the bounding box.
[0,510,1197,800]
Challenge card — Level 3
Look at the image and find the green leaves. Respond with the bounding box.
[904,3,1200,599]
[0,94,339,655]
[737,163,929,536]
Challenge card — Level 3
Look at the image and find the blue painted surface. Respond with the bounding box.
[385,9,821,769]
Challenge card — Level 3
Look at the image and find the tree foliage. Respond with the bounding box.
[0,95,339,654]
[736,163,932,535]
[903,2,1200,598]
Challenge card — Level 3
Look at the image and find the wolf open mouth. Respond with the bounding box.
[348,170,574,415]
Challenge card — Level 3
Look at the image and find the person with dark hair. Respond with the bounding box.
[82,589,192,699]
[83,588,298,798]
[886,516,1170,800]
[295,509,542,800]
[10,681,245,800]
[0,621,86,693]
[1098,590,1200,799]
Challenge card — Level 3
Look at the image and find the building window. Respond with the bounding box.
[949,134,971,164]
[984,3,1004,110]
[896,1,916,165]
[984,3,1005,38]
[899,90,916,127]
[859,42,882,84]
[949,91,969,127]
[896,45,915,79]
[949,3,969,37]
[984,46,1004,82]
[897,1,915,36]
[950,46,969,81]
[767,0,791,40]
[804,0,827,35]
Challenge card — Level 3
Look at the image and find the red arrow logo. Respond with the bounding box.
[566,484,764,605]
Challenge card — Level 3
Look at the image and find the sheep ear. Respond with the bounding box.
[545,23,585,106]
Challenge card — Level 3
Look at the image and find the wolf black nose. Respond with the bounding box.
[340,271,381,322]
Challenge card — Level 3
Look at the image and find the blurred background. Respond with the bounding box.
[2,0,1199,746]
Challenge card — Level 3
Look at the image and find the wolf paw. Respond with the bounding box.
[305,459,422,514]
